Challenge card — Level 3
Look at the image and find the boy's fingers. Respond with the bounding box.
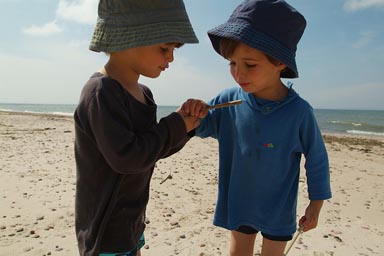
[199,107,209,118]
[180,99,208,118]
[196,102,207,117]
[299,216,306,226]
[183,100,192,115]
[192,101,202,116]
[302,219,317,232]
[299,216,309,231]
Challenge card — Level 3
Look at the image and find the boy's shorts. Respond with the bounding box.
[236,225,293,241]
[99,233,145,256]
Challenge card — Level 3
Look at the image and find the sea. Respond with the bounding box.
[0,103,383,137]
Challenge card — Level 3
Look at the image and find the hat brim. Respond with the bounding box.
[208,22,298,78]
[90,20,198,53]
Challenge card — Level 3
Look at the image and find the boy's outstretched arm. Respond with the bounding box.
[299,200,324,232]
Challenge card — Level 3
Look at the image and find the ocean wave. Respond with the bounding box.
[346,130,384,137]
[0,109,73,117]
[52,112,73,117]
[0,108,13,112]
[330,120,363,126]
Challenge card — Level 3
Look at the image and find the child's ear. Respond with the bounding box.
[278,62,287,71]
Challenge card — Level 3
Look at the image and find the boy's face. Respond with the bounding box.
[228,42,286,99]
[117,43,179,79]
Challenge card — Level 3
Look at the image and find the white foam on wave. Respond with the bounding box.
[347,130,384,136]
[0,108,13,112]
[52,112,73,117]
[330,120,363,126]
[0,109,73,117]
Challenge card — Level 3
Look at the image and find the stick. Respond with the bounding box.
[283,226,304,256]
[206,100,243,110]
[160,174,172,185]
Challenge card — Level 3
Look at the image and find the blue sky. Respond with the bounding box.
[0,0,383,110]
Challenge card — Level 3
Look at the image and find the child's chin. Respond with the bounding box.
[143,72,161,79]
[239,86,252,92]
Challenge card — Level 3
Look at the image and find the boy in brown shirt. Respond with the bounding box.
[74,1,199,255]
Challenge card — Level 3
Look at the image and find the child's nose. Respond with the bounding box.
[233,66,245,79]
[167,51,174,63]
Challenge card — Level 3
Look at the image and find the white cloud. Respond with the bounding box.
[56,0,98,25]
[344,0,384,11]
[22,0,97,37]
[352,31,376,48]
[22,20,63,36]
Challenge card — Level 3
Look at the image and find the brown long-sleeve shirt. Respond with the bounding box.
[74,73,190,255]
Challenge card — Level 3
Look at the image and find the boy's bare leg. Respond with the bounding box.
[260,238,287,256]
[230,230,256,256]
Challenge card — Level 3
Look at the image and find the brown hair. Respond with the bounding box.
[219,37,280,66]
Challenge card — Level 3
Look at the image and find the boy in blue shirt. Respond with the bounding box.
[182,0,332,255]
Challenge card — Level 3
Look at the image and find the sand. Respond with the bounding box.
[0,111,383,256]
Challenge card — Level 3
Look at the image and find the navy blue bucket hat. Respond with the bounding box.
[208,0,306,78]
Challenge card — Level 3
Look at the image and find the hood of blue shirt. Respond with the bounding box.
[239,87,299,115]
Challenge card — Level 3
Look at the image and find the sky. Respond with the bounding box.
[0,0,383,110]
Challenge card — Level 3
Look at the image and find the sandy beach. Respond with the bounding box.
[0,111,383,256]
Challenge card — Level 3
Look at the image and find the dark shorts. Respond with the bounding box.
[99,233,145,256]
[236,225,293,241]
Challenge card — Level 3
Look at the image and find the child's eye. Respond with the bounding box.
[229,61,236,66]
[246,63,257,68]
[161,47,170,53]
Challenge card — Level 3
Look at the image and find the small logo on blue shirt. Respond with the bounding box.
[262,143,277,149]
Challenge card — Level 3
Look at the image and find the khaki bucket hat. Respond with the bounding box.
[90,0,199,53]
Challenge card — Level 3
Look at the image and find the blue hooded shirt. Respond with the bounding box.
[196,86,332,236]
